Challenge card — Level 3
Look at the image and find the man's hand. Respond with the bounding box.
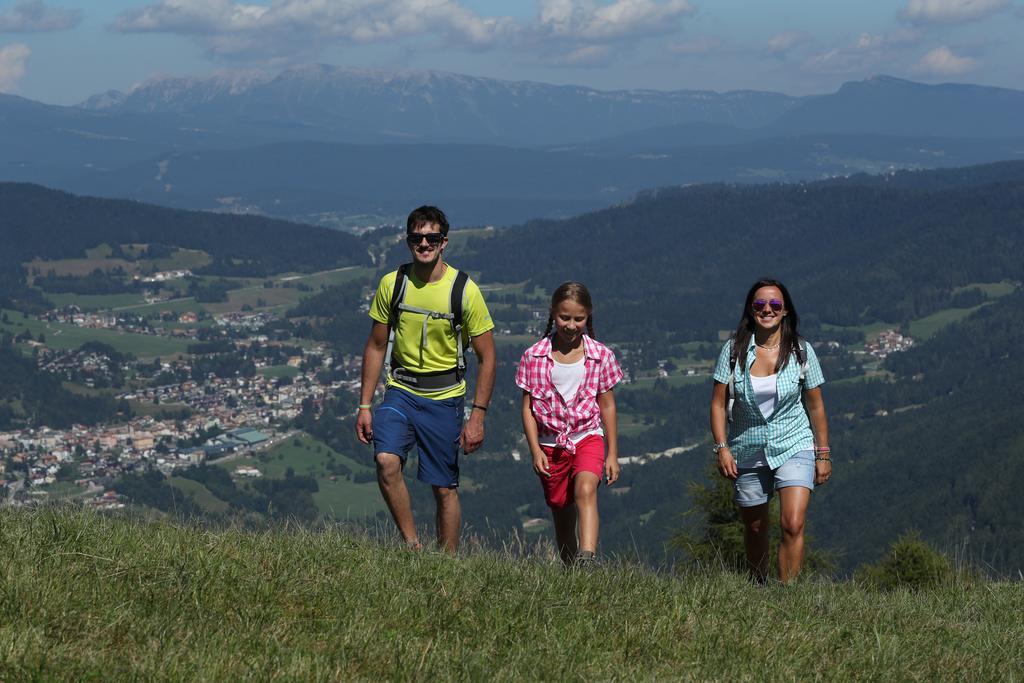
[356,409,374,445]
[459,412,485,453]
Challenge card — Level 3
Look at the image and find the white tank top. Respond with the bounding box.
[538,356,604,447]
[740,373,777,468]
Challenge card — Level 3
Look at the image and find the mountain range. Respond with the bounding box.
[3,66,1024,226]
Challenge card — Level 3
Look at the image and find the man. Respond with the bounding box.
[356,205,496,552]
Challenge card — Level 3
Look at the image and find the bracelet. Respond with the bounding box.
[471,403,488,412]
[357,404,372,410]
[814,446,831,453]
[815,457,832,463]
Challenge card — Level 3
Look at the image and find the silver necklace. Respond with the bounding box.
[755,341,780,350]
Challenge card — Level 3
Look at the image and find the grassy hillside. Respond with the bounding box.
[1,509,1021,680]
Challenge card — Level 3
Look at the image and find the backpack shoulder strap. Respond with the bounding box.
[796,338,808,383]
[450,270,469,331]
[388,263,410,326]
[727,338,738,422]
[450,270,470,375]
[383,264,411,379]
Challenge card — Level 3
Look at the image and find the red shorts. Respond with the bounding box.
[538,435,605,509]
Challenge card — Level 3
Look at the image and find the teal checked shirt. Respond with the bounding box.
[713,337,826,469]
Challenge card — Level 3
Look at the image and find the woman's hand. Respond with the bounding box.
[717,448,738,480]
[532,450,550,478]
[815,458,832,485]
[604,455,620,486]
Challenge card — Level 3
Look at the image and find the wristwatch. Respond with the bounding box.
[712,442,729,454]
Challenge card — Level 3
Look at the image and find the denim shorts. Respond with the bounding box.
[734,450,814,507]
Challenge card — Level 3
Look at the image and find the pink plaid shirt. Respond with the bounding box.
[515,334,623,454]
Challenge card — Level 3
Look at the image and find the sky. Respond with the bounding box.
[1,0,1023,105]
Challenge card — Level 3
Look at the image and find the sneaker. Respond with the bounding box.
[573,550,598,570]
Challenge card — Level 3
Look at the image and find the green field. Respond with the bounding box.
[217,432,386,519]
[169,476,231,514]
[26,246,212,278]
[44,292,149,310]
[2,508,1021,680]
[907,303,992,340]
[0,309,191,358]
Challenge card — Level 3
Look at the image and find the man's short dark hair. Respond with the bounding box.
[407,205,450,236]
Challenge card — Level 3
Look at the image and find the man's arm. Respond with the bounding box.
[355,321,389,445]
[460,330,495,453]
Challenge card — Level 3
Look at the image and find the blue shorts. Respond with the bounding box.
[372,387,464,488]
[734,450,814,507]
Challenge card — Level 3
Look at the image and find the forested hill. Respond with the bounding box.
[457,161,1024,341]
[0,183,370,309]
[817,289,1024,570]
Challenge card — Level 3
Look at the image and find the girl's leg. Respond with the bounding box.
[551,505,578,565]
[573,472,601,553]
[739,503,771,583]
[777,486,811,583]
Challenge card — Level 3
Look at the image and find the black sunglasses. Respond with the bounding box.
[751,298,784,312]
[406,232,445,246]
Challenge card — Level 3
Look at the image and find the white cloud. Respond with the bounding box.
[766,30,811,56]
[902,0,1008,25]
[0,43,31,92]
[535,0,694,42]
[913,45,978,74]
[112,0,696,66]
[802,29,923,76]
[529,0,695,66]
[0,0,80,33]
[113,0,515,58]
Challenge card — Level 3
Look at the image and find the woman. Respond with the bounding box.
[709,278,830,583]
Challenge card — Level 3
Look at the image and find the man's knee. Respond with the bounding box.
[432,485,459,504]
[375,452,403,481]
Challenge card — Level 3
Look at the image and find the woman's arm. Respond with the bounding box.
[598,389,619,485]
[521,391,549,477]
[710,381,737,479]
[803,386,831,485]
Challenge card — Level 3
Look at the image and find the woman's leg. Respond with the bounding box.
[777,486,811,583]
[551,505,578,565]
[739,503,771,583]
[573,472,601,554]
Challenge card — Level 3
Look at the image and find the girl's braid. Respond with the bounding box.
[542,316,554,338]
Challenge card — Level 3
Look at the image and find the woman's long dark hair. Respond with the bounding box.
[542,281,595,339]
[732,278,801,372]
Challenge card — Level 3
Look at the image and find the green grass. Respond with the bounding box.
[169,476,231,514]
[220,432,386,519]
[907,304,991,340]
[0,309,191,358]
[953,279,1017,298]
[43,292,149,310]
[1,508,1021,680]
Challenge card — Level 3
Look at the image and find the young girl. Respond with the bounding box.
[515,282,623,566]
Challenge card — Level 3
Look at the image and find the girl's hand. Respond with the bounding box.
[815,458,832,485]
[532,450,550,478]
[717,448,738,480]
[604,456,620,486]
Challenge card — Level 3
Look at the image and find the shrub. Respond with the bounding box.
[858,532,953,591]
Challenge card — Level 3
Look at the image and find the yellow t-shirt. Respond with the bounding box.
[369,265,493,400]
